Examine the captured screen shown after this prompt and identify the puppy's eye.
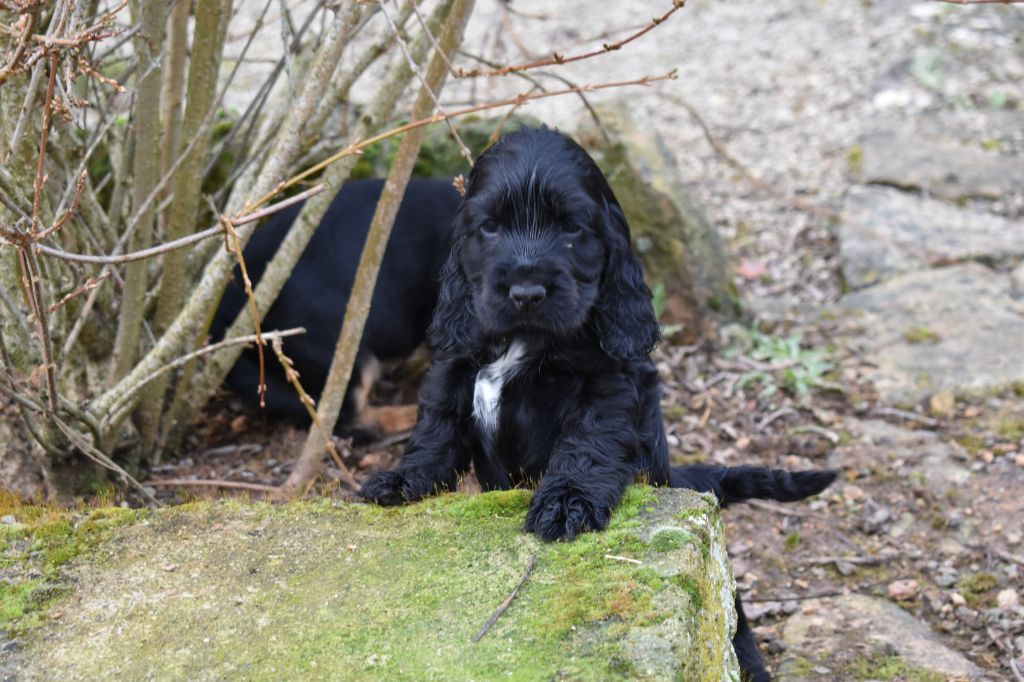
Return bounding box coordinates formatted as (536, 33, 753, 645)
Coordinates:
(563, 223, 583, 238)
(479, 221, 499, 237)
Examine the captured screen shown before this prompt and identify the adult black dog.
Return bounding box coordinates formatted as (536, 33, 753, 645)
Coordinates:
(361, 127, 835, 680)
(211, 178, 461, 440)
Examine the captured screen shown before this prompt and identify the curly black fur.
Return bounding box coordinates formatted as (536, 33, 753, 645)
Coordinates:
(360, 127, 835, 679)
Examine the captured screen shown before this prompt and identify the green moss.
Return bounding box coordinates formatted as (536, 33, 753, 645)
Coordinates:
(442, 488, 533, 519)
(669, 575, 704, 614)
(785, 531, 802, 552)
(0, 499, 142, 634)
(7, 488, 738, 680)
(847, 144, 864, 175)
(648, 528, 694, 553)
(844, 653, 944, 681)
(902, 326, 941, 345)
(957, 572, 998, 605)
(661, 404, 686, 421)
(784, 654, 820, 677)
(996, 416, 1024, 442)
(954, 432, 986, 456)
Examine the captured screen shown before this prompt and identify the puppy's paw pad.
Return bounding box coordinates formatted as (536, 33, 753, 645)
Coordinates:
(525, 488, 611, 541)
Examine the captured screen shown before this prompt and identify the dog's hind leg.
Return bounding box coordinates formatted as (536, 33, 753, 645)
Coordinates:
(733, 595, 771, 681)
(338, 353, 418, 444)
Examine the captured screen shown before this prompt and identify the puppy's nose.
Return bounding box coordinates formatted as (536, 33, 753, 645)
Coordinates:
(508, 283, 546, 308)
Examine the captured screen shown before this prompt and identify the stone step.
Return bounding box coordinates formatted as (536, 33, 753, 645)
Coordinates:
(2, 488, 739, 681)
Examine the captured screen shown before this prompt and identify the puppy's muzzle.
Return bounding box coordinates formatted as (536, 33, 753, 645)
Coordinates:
(508, 283, 547, 309)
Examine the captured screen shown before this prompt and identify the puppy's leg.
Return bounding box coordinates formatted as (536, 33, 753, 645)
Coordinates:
(733, 595, 771, 681)
(360, 356, 473, 505)
(525, 377, 637, 541)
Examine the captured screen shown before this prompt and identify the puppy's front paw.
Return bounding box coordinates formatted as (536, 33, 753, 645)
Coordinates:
(525, 480, 612, 541)
(360, 469, 434, 506)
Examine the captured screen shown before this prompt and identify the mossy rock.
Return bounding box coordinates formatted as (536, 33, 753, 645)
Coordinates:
(2, 487, 739, 681)
(575, 106, 741, 335)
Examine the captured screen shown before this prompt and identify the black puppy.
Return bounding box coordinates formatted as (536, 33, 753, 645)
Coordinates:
(212, 178, 461, 440)
(361, 128, 834, 680)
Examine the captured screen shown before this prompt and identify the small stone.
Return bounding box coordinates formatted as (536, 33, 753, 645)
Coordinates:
(936, 566, 959, 588)
(950, 592, 967, 607)
(929, 390, 956, 419)
(997, 588, 1020, 609)
(843, 485, 865, 503)
(1015, 454, 1024, 467)
(963, 406, 981, 419)
(888, 579, 919, 601)
(981, 450, 994, 463)
(0, 515, 15, 525)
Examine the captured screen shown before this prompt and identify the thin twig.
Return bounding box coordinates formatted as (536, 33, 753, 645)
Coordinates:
(745, 590, 846, 603)
(747, 499, 815, 518)
(604, 554, 642, 564)
(102, 328, 306, 430)
(145, 478, 278, 493)
(270, 337, 358, 490)
(787, 424, 840, 445)
(379, 0, 473, 166)
(46, 271, 111, 313)
(797, 554, 894, 566)
(248, 70, 678, 212)
(661, 91, 839, 220)
(52, 415, 159, 506)
(474, 553, 537, 642)
(872, 406, 941, 428)
(32, 185, 324, 264)
(455, 0, 685, 78)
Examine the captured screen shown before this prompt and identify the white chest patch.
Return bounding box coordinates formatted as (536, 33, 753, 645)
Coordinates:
(472, 339, 528, 437)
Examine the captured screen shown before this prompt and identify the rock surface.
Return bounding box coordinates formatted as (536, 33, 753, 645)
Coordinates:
(839, 185, 1024, 290)
(2, 488, 740, 681)
(781, 594, 983, 680)
(836, 263, 1024, 403)
(859, 127, 1024, 201)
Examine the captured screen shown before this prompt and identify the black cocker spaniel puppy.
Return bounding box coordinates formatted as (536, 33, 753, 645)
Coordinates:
(212, 178, 461, 441)
(361, 127, 834, 681)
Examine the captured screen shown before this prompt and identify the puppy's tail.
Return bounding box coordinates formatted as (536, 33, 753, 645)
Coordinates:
(669, 464, 836, 507)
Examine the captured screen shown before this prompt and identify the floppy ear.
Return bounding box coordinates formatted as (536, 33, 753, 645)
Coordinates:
(427, 213, 480, 356)
(593, 198, 659, 361)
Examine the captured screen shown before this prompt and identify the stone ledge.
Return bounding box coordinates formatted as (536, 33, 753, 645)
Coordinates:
(3, 487, 739, 681)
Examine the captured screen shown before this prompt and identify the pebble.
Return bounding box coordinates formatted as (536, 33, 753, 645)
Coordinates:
(997, 588, 1020, 610)
(936, 566, 959, 588)
(888, 579, 919, 601)
(928, 390, 956, 418)
(0, 515, 15, 525)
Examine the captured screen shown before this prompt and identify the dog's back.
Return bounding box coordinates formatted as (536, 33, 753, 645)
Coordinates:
(212, 178, 462, 428)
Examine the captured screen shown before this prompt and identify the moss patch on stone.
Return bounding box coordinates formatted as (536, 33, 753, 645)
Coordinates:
(1, 493, 142, 634)
(844, 653, 945, 681)
(4, 487, 738, 681)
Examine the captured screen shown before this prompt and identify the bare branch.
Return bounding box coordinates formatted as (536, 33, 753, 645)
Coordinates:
(454, 0, 685, 78)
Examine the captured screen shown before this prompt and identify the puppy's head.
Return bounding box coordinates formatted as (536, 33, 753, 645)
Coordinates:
(429, 127, 658, 360)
